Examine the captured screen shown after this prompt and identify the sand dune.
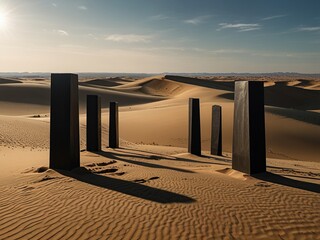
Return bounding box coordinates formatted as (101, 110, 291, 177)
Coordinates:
(0, 74, 319, 239)
(80, 77, 133, 88)
(0, 76, 319, 162)
(0, 81, 163, 115)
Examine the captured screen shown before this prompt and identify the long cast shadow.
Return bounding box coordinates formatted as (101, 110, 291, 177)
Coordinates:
(96, 150, 195, 173)
(57, 168, 196, 204)
(254, 172, 320, 194)
(116, 148, 229, 166)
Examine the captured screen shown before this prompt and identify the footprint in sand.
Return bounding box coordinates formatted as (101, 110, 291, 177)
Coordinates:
(36, 175, 59, 183)
(133, 176, 160, 184)
(149, 176, 160, 180)
(96, 160, 117, 166)
(114, 172, 126, 176)
(254, 181, 272, 187)
(93, 168, 118, 174)
(85, 163, 96, 167)
(85, 161, 119, 174)
(134, 179, 147, 183)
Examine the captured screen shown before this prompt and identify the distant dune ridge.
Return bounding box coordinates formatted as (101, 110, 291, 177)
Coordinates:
(0, 74, 319, 239)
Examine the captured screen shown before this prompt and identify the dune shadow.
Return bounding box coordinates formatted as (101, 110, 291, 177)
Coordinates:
(57, 168, 196, 204)
(165, 75, 234, 91)
(116, 148, 229, 166)
(217, 84, 320, 110)
(80, 78, 124, 88)
(96, 150, 195, 173)
(217, 91, 320, 125)
(265, 106, 320, 126)
(254, 172, 320, 194)
(0, 78, 22, 84)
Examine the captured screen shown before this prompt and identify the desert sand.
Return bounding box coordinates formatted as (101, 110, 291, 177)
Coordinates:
(0, 74, 319, 239)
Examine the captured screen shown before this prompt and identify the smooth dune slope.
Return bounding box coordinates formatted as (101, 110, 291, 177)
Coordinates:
(0, 76, 319, 162)
(0, 75, 319, 239)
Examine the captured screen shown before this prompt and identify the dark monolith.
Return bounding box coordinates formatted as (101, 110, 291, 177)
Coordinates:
(87, 95, 101, 151)
(50, 73, 80, 170)
(211, 105, 222, 156)
(109, 102, 119, 148)
(232, 81, 266, 175)
(188, 98, 201, 155)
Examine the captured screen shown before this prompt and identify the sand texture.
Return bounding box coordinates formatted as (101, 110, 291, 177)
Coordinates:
(0, 75, 319, 239)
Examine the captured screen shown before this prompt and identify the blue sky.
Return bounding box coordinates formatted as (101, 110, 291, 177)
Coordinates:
(0, 0, 319, 73)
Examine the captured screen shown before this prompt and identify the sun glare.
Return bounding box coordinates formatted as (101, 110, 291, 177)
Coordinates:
(0, 9, 8, 30)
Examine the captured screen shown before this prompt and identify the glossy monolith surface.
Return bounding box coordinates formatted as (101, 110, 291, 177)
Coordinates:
(211, 105, 222, 156)
(109, 102, 119, 148)
(50, 73, 80, 170)
(87, 95, 101, 151)
(232, 81, 266, 175)
(188, 98, 201, 155)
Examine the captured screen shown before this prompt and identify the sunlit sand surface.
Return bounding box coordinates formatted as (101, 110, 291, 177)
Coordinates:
(0, 74, 319, 239)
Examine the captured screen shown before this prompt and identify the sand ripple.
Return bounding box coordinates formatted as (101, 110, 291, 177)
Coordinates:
(0, 149, 319, 239)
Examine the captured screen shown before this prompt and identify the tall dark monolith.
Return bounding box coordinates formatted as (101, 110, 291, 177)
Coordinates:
(232, 81, 266, 175)
(188, 98, 201, 156)
(50, 73, 80, 170)
(109, 102, 119, 148)
(211, 105, 222, 156)
(87, 95, 101, 151)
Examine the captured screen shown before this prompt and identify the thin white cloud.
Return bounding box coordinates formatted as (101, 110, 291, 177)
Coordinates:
(210, 49, 246, 54)
(217, 23, 261, 32)
(261, 15, 286, 21)
(105, 34, 153, 43)
(251, 51, 296, 58)
(56, 30, 69, 36)
(134, 47, 185, 52)
(78, 5, 87, 10)
(238, 27, 261, 32)
(52, 3, 57, 7)
(150, 14, 170, 21)
(297, 26, 320, 32)
(88, 33, 99, 40)
(191, 48, 206, 52)
(184, 15, 211, 25)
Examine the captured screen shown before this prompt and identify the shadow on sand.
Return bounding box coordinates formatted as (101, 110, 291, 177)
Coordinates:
(113, 148, 230, 166)
(165, 75, 234, 91)
(265, 106, 320, 126)
(217, 84, 320, 111)
(57, 168, 196, 204)
(96, 150, 196, 173)
(254, 172, 320, 194)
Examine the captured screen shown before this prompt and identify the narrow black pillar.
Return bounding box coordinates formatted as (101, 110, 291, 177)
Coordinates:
(109, 102, 119, 148)
(232, 81, 266, 175)
(87, 95, 101, 151)
(50, 73, 80, 170)
(211, 105, 222, 156)
(188, 98, 201, 155)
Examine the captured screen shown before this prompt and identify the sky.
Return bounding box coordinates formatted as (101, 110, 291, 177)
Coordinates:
(0, 0, 319, 73)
